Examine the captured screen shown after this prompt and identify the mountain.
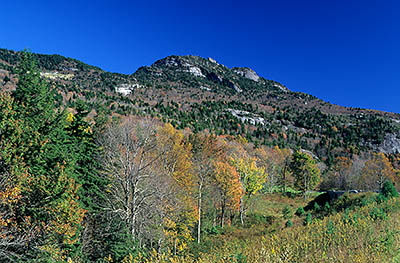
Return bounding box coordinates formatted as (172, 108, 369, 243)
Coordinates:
(1, 48, 400, 164)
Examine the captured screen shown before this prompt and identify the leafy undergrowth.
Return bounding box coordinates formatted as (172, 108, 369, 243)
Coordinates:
(133, 193, 400, 263)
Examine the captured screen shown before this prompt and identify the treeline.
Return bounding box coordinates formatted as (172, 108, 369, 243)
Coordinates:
(0, 53, 399, 262)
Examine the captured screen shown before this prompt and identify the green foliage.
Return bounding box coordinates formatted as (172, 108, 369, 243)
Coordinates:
(313, 202, 321, 212)
(323, 202, 331, 213)
(1, 49, 400, 262)
(290, 151, 321, 198)
(282, 205, 292, 219)
(381, 180, 399, 198)
(295, 207, 305, 217)
(244, 213, 274, 227)
(0, 51, 105, 261)
(304, 213, 312, 226)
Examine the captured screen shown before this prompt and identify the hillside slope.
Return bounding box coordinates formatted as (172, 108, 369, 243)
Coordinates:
(1, 48, 400, 163)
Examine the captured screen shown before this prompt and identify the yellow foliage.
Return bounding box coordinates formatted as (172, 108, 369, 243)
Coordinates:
(137, 197, 400, 263)
(213, 161, 244, 211)
(66, 112, 75, 122)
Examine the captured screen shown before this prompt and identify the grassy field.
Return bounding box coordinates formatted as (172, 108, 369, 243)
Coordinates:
(131, 192, 400, 263)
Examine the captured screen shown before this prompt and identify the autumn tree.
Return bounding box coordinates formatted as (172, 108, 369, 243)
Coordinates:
(290, 151, 321, 198)
(255, 146, 292, 193)
(100, 118, 162, 257)
(360, 152, 397, 191)
(212, 161, 243, 227)
(230, 156, 267, 225)
(100, 119, 197, 258)
(321, 156, 353, 190)
(156, 123, 196, 255)
(190, 132, 226, 243)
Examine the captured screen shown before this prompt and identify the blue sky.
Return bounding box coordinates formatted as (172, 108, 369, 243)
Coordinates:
(1, 0, 399, 113)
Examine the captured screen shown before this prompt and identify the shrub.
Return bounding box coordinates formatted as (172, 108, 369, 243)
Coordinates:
(313, 202, 321, 212)
(207, 226, 222, 235)
(322, 202, 331, 214)
(235, 253, 247, 263)
(245, 213, 274, 227)
(381, 180, 399, 198)
(282, 205, 292, 219)
(295, 207, 305, 217)
(285, 220, 293, 227)
(304, 213, 312, 225)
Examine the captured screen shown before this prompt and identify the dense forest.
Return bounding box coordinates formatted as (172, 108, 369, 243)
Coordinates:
(1, 53, 400, 262)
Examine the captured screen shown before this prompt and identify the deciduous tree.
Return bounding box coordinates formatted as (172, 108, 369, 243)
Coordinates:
(290, 151, 321, 198)
(230, 156, 267, 225)
(361, 152, 397, 191)
(212, 161, 243, 227)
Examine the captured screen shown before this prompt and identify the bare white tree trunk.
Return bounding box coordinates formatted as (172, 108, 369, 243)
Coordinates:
(197, 179, 203, 244)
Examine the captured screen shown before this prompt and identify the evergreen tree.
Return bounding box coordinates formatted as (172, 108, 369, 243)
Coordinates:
(1, 51, 87, 260)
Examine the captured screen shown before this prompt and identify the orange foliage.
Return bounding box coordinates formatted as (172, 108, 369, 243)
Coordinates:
(361, 152, 397, 190)
(212, 161, 244, 211)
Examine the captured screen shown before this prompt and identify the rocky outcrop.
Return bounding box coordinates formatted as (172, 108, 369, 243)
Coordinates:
(227, 109, 265, 125)
(233, 67, 260, 82)
(182, 63, 205, 78)
(115, 83, 141, 96)
(378, 133, 400, 154)
(273, 83, 289, 92)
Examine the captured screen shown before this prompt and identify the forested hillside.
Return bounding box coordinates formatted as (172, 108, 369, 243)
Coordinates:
(1, 48, 400, 162)
(0, 51, 400, 262)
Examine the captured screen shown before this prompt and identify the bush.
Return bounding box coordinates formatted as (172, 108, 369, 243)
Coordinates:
(323, 202, 331, 213)
(295, 207, 305, 217)
(285, 220, 293, 227)
(235, 253, 247, 263)
(369, 207, 387, 221)
(381, 180, 399, 198)
(245, 213, 274, 227)
(284, 191, 297, 199)
(282, 205, 292, 219)
(313, 202, 321, 212)
(207, 226, 222, 235)
(304, 213, 312, 225)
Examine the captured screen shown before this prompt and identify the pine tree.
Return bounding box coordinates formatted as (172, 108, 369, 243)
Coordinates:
(2, 51, 87, 260)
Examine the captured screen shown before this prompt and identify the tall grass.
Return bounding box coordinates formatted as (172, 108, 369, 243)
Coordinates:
(134, 197, 400, 263)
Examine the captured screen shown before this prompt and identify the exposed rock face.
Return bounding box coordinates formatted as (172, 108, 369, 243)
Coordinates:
(162, 56, 180, 67)
(115, 83, 141, 96)
(233, 67, 260, 82)
(378, 133, 400, 154)
(199, 86, 211, 91)
(227, 109, 265, 125)
(273, 83, 289, 92)
(182, 63, 205, 78)
(208, 57, 218, 64)
(232, 83, 242, 93)
(40, 71, 74, 80)
(155, 57, 206, 78)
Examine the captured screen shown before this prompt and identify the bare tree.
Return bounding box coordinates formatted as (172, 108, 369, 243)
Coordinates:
(191, 132, 226, 243)
(100, 118, 165, 245)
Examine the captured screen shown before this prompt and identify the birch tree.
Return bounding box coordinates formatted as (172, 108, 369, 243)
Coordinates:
(190, 132, 225, 243)
(100, 118, 163, 245)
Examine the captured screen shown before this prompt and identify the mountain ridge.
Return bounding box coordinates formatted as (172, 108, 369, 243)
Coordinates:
(1, 48, 399, 161)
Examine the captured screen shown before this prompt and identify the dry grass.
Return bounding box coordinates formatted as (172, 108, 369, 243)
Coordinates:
(132, 196, 400, 263)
